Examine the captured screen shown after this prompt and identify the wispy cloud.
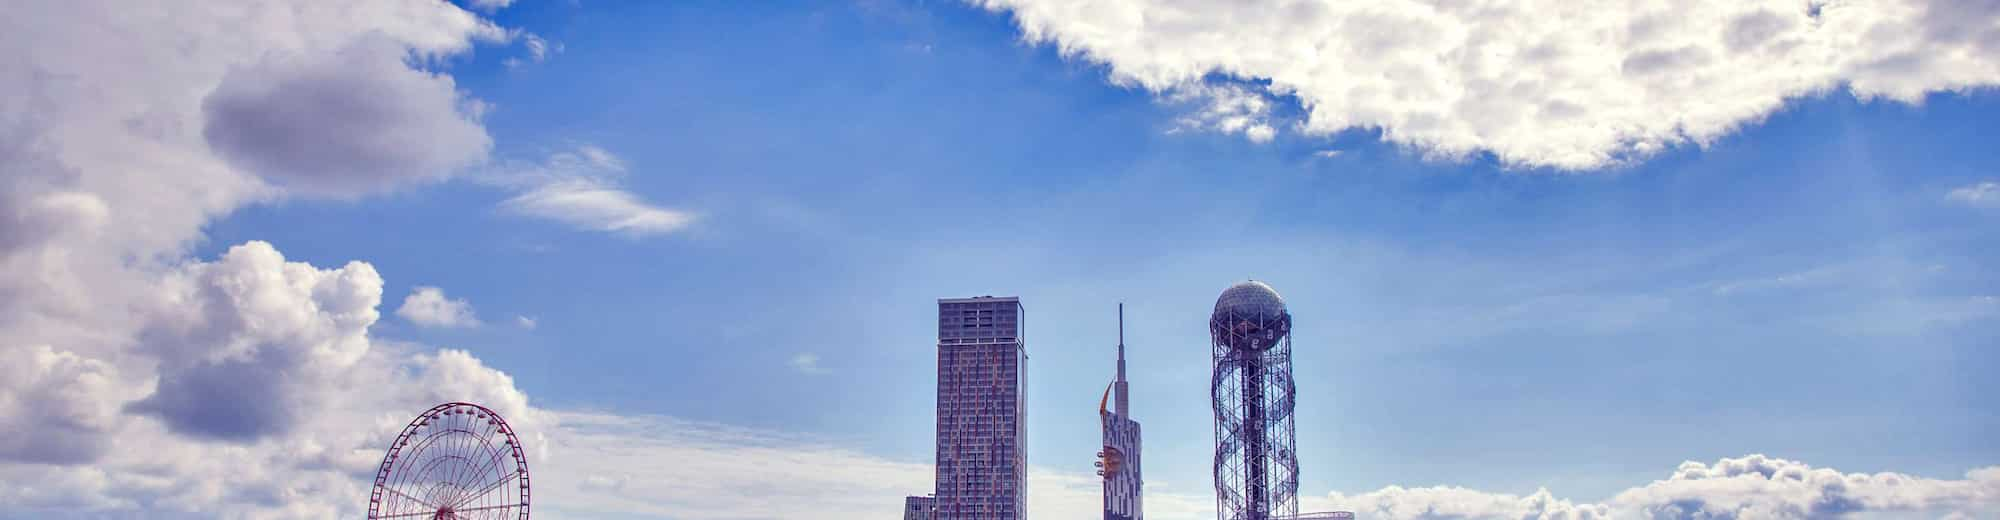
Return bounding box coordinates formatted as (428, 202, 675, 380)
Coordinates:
(789, 353, 829, 374)
(1708, 264, 1846, 295)
(503, 33, 563, 68)
(1165, 83, 1279, 143)
(505, 180, 695, 236)
(515, 315, 538, 330)
(1947, 181, 2000, 208)
(533, 410, 1213, 520)
(490, 145, 695, 237)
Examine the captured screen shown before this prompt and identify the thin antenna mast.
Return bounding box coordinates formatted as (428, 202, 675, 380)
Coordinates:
(1115, 303, 1129, 417)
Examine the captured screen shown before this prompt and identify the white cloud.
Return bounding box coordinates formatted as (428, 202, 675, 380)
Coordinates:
(789, 352, 829, 374)
(0, 345, 131, 464)
(0, 339, 554, 519)
(396, 285, 482, 328)
(506, 181, 697, 236)
(504, 33, 565, 69)
(0, 0, 505, 270)
(1947, 181, 2000, 208)
(468, 0, 515, 12)
(976, 0, 2000, 169)
(128, 241, 383, 440)
(1168, 83, 1280, 143)
(0, 0, 546, 517)
(515, 314, 538, 330)
(201, 34, 492, 197)
(1310, 454, 2000, 519)
(494, 146, 697, 237)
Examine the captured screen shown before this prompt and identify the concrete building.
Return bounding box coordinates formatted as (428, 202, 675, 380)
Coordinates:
(904, 495, 938, 520)
(935, 296, 1027, 520)
(1099, 304, 1144, 520)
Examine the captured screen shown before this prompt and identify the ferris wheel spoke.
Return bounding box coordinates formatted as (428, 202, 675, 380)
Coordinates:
(453, 444, 511, 501)
(447, 442, 501, 501)
(383, 487, 443, 510)
(453, 502, 526, 514)
(368, 504, 524, 520)
(448, 469, 522, 509)
(441, 427, 479, 506)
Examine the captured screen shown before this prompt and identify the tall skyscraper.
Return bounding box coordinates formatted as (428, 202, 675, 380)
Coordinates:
(935, 296, 1027, 520)
(1099, 304, 1144, 520)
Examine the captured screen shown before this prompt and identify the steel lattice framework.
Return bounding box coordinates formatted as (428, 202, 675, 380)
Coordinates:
(1210, 281, 1298, 520)
(368, 402, 531, 520)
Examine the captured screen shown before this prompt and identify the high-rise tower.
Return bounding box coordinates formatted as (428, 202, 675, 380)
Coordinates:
(1210, 281, 1298, 520)
(935, 296, 1027, 520)
(1099, 304, 1144, 520)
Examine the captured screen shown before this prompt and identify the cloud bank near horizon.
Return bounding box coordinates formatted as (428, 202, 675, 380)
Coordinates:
(1305, 454, 2000, 519)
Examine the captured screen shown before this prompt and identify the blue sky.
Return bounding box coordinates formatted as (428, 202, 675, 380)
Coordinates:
(5, 1, 1999, 518)
(213, 0, 1999, 501)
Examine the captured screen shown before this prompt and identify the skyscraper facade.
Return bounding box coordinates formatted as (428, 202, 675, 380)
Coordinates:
(935, 296, 1027, 520)
(904, 495, 938, 520)
(1100, 304, 1144, 520)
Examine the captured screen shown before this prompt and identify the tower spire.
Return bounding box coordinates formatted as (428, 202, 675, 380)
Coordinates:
(1114, 303, 1129, 417)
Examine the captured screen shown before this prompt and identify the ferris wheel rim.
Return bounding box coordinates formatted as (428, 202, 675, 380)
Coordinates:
(366, 401, 532, 520)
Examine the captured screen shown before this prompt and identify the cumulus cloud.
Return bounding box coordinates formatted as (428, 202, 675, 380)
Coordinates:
(1948, 181, 2000, 207)
(202, 35, 493, 197)
(976, 0, 2000, 169)
(0, 0, 548, 517)
(493, 146, 697, 237)
(128, 241, 382, 441)
(516, 314, 538, 330)
(1610, 455, 2000, 518)
(0, 242, 550, 518)
(396, 286, 482, 328)
(1311, 455, 2000, 520)
(0, 345, 130, 464)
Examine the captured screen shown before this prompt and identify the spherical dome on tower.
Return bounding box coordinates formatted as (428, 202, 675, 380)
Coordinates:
(1212, 280, 1287, 321)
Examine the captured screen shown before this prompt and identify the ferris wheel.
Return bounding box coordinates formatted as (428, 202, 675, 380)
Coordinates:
(367, 402, 531, 520)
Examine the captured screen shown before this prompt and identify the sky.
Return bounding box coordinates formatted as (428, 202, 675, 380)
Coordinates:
(1, 0, 1998, 519)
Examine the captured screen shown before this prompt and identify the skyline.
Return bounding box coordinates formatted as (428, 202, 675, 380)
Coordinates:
(2, 0, 1998, 519)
